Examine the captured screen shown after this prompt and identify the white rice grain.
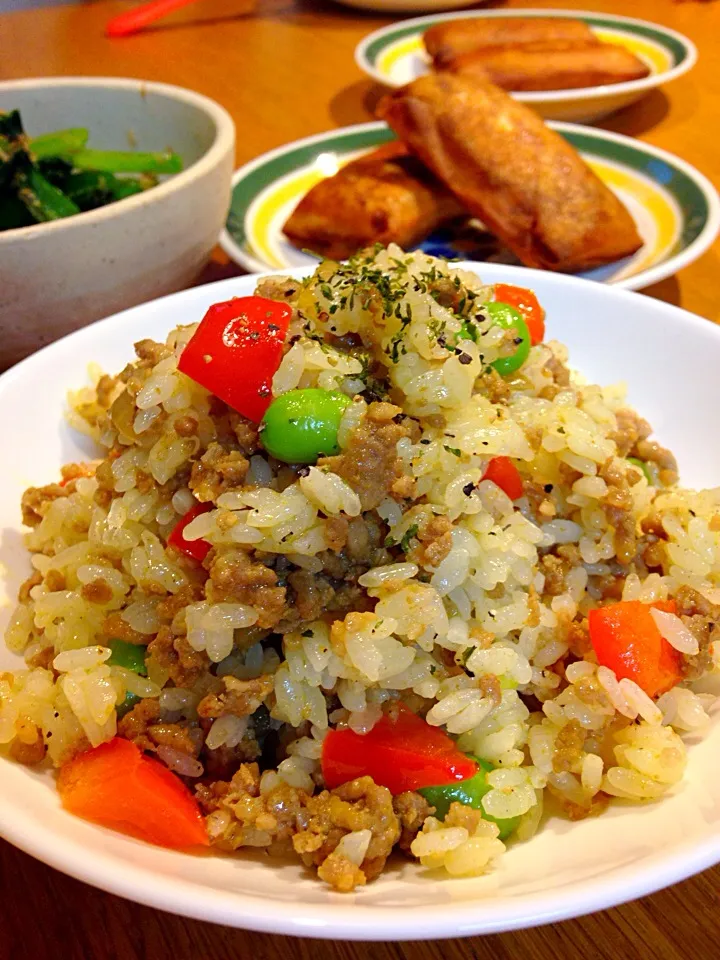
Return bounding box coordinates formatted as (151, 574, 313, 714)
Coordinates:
(412, 826, 468, 858)
(580, 753, 604, 794)
(156, 745, 204, 778)
(205, 715, 249, 750)
(334, 830, 372, 866)
(650, 608, 699, 655)
(565, 661, 595, 683)
(596, 665, 636, 719)
(358, 563, 419, 589)
(618, 678, 662, 725)
(53, 646, 111, 672)
(299, 467, 361, 517)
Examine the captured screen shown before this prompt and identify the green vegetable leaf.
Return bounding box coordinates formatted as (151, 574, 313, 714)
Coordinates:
(16, 165, 80, 222)
(0, 109, 24, 141)
(399, 524, 419, 553)
(627, 457, 652, 483)
(69, 148, 183, 175)
(30, 127, 88, 160)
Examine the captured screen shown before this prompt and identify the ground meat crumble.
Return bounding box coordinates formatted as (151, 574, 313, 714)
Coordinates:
(20, 484, 70, 527)
(197, 765, 405, 891)
(146, 626, 209, 689)
(318, 402, 411, 511)
(206, 548, 286, 629)
(412, 514, 453, 569)
(393, 791, 433, 854)
(189, 442, 249, 502)
(196, 675, 274, 719)
(674, 586, 720, 680)
(599, 459, 637, 565)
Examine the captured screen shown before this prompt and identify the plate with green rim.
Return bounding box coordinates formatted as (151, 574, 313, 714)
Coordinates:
(355, 9, 697, 124)
(219, 121, 719, 292)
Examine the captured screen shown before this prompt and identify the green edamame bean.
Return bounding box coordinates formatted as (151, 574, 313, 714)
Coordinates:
(418, 756, 521, 840)
(107, 640, 147, 676)
(627, 457, 652, 483)
(116, 691, 141, 718)
(482, 301, 531, 377)
(261, 388, 351, 464)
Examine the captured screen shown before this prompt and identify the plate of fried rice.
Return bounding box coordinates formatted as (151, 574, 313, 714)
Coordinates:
(1, 247, 720, 939)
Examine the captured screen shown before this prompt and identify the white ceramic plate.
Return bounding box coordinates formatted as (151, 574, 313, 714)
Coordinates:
(356, 9, 697, 123)
(2, 266, 720, 938)
(220, 121, 720, 291)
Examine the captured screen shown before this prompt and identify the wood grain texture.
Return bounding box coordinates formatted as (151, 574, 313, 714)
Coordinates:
(1, 834, 719, 959)
(1, 0, 720, 955)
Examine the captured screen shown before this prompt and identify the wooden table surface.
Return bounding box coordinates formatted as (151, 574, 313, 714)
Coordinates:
(1, 0, 720, 957)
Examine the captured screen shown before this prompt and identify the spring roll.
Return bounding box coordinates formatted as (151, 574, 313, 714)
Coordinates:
(376, 73, 643, 273)
(283, 141, 463, 260)
(442, 40, 650, 91)
(424, 16, 597, 67)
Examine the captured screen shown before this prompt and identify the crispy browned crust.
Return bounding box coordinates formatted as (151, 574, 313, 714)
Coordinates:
(376, 73, 643, 273)
(424, 16, 596, 66)
(442, 40, 650, 92)
(282, 141, 463, 260)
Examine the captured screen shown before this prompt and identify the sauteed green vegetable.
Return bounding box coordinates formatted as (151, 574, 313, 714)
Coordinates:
(0, 108, 182, 231)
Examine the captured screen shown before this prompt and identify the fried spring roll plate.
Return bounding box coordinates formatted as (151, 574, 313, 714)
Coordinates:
(443, 41, 651, 92)
(283, 141, 463, 261)
(424, 16, 596, 66)
(376, 73, 643, 273)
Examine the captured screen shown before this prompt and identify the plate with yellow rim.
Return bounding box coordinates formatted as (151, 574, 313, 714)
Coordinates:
(219, 121, 719, 292)
(355, 9, 697, 123)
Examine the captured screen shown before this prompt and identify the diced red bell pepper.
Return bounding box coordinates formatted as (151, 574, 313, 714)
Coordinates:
(177, 296, 292, 423)
(494, 284, 546, 346)
(321, 702, 478, 794)
(588, 599, 683, 699)
(482, 456, 523, 500)
(167, 502, 212, 562)
(57, 737, 209, 849)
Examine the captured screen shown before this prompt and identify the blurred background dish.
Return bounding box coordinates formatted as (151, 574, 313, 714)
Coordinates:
(219, 120, 719, 291)
(331, 0, 489, 13)
(0, 77, 235, 371)
(355, 9, 697, 122)
(300, 72, 644, 273)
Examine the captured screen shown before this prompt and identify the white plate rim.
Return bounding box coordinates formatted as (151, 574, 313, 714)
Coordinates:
(218, 120, 720, 293)
(354, 8, 698, 101)
(2, 264, 720, 938)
